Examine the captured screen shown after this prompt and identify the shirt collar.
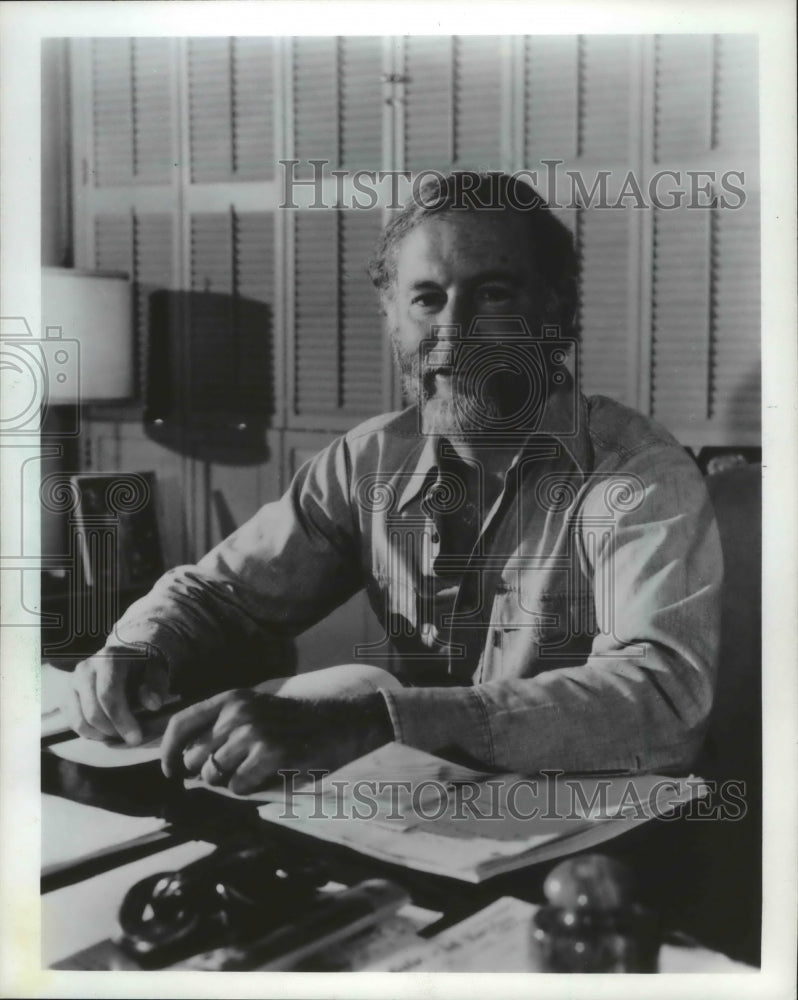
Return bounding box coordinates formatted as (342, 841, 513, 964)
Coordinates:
(395, 386, 592, 513)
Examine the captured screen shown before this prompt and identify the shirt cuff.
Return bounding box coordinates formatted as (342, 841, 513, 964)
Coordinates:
(380, 686, 494, 765)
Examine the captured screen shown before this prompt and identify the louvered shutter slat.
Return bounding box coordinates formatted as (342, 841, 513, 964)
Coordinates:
(340, 37, 382, 170)
(135, 214, 174, 398)
(654, 36, 714, 161)
(294, 37, 339, 174)
(524, 32, 579, 162)
(131, 39, 173, 183)
(294, 212, 338, 413)
(340, 211, 383, 413)
(715, 35, 758, 152)
(581, 36, 633, 160)
(650, 207, 712, 423)
(233, 38, 274, 180)
(578, 208, 632, 403)
(234, 212, 275, 414)
(711, 195, 760, 426)
(405, 36, 453, 171)
(452, 36, 503, 170)
(92, 40, 134, 186)
(189, 215, 235, 408)
(94, 214, 133, 273)
(188, 39, 234, 182)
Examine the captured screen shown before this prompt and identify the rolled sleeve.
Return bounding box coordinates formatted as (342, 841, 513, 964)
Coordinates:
(381, 685, 493, 763)
(107, 435, 363, 690)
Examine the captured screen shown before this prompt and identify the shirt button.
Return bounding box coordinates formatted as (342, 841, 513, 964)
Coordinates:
(420, 623, 440, 643)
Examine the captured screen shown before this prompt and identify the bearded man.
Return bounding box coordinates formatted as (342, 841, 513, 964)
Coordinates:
(60, 172, 722, 794)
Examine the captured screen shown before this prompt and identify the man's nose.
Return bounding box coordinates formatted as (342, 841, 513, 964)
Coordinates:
(435, 295, 472, 337)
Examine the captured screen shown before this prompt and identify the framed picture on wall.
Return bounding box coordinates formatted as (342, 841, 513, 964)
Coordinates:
(69, 471, 164, 591)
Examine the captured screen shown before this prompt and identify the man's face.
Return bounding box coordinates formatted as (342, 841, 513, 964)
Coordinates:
(384, 211, 554, 437)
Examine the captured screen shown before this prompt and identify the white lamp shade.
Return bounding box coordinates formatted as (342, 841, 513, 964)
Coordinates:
(42, 267, 134, 402)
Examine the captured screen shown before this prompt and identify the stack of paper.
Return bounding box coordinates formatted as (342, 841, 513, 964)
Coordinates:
(42, 794, 169, 875)
(258, 743, 709, 883)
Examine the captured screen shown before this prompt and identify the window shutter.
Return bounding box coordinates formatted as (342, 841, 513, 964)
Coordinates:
(578, 207, 634, 404)
(403, 36, 507, 173)
(190, 214, 233, 296)
(187, 212, 274, 418)
(650, 206, 712, 426)
(91, 39, 174, 187)
(340, 37, 383, 171)
(340, 210, 384, 414)
(404, 36, 454, 171)
(131, 39, 174, 183)
(188, 38, 275, 182)
(293, 37, 339, 174)
(232, 38, 275, 179)
(654, 35, 714, 161)
(524, 35, 580, 166)
(188, 39, 234, 182)
(580, 36, 634, 160)
(293, 210, 339, 415)
(452, 36, 504, 170)
(94, 213, 133, 274)
(235, 212, 276, 415)
(715, 35, 758, 152)
(710, 194, 760, 429)
(93, 213, 173, 400)
(293, 209, 383, 420)
(189, 213, 235, 409)
(648, 34, 758, 440)
(134, 214, 174, 398)
(92, 40, 134, 186)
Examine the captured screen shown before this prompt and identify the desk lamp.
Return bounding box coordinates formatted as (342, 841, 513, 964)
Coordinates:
(40, 267, 134, 589)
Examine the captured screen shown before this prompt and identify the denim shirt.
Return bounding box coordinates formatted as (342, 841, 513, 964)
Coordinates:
(112, 390, 722, 775)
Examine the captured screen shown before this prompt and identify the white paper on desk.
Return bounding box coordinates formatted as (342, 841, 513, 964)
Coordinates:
(48, 713, 171, 767)
(41, 794, 168, 873)
(368, 896, 537, 972)
(258, 743, 709, 882)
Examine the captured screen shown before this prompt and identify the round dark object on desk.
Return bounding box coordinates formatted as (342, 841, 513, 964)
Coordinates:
(533, 854, 660, 973)
(116, 843, 329, 968)
(543, 854, 636, 911)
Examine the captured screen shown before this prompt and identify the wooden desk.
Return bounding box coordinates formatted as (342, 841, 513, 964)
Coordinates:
(40, 670, 760, 971)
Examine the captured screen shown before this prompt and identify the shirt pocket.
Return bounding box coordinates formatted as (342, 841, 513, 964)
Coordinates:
(484, 587, 596, 679)
(489, 587, 562, 641)
(530, 589, 596, 645)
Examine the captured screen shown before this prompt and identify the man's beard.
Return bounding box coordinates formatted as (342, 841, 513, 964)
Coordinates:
(391, 336, 550, 439)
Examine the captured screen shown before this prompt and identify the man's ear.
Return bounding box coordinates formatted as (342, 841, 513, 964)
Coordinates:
(379, 290, 397, 321)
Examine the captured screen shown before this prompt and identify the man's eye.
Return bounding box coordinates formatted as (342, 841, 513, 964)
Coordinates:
(411, 292, 444, 310)
(477, 285, 514, 304)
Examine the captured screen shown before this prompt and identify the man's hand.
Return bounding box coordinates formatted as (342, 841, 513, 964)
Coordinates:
(61, 651, 170, 745)
(161, 687, 393, 794)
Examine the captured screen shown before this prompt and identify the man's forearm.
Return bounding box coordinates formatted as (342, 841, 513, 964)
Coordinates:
(381, 645, 715, 776)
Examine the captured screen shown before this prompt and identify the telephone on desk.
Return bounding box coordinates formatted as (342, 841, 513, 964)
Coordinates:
(109, 841, 409, 971)
(116, 842, 328, 968)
